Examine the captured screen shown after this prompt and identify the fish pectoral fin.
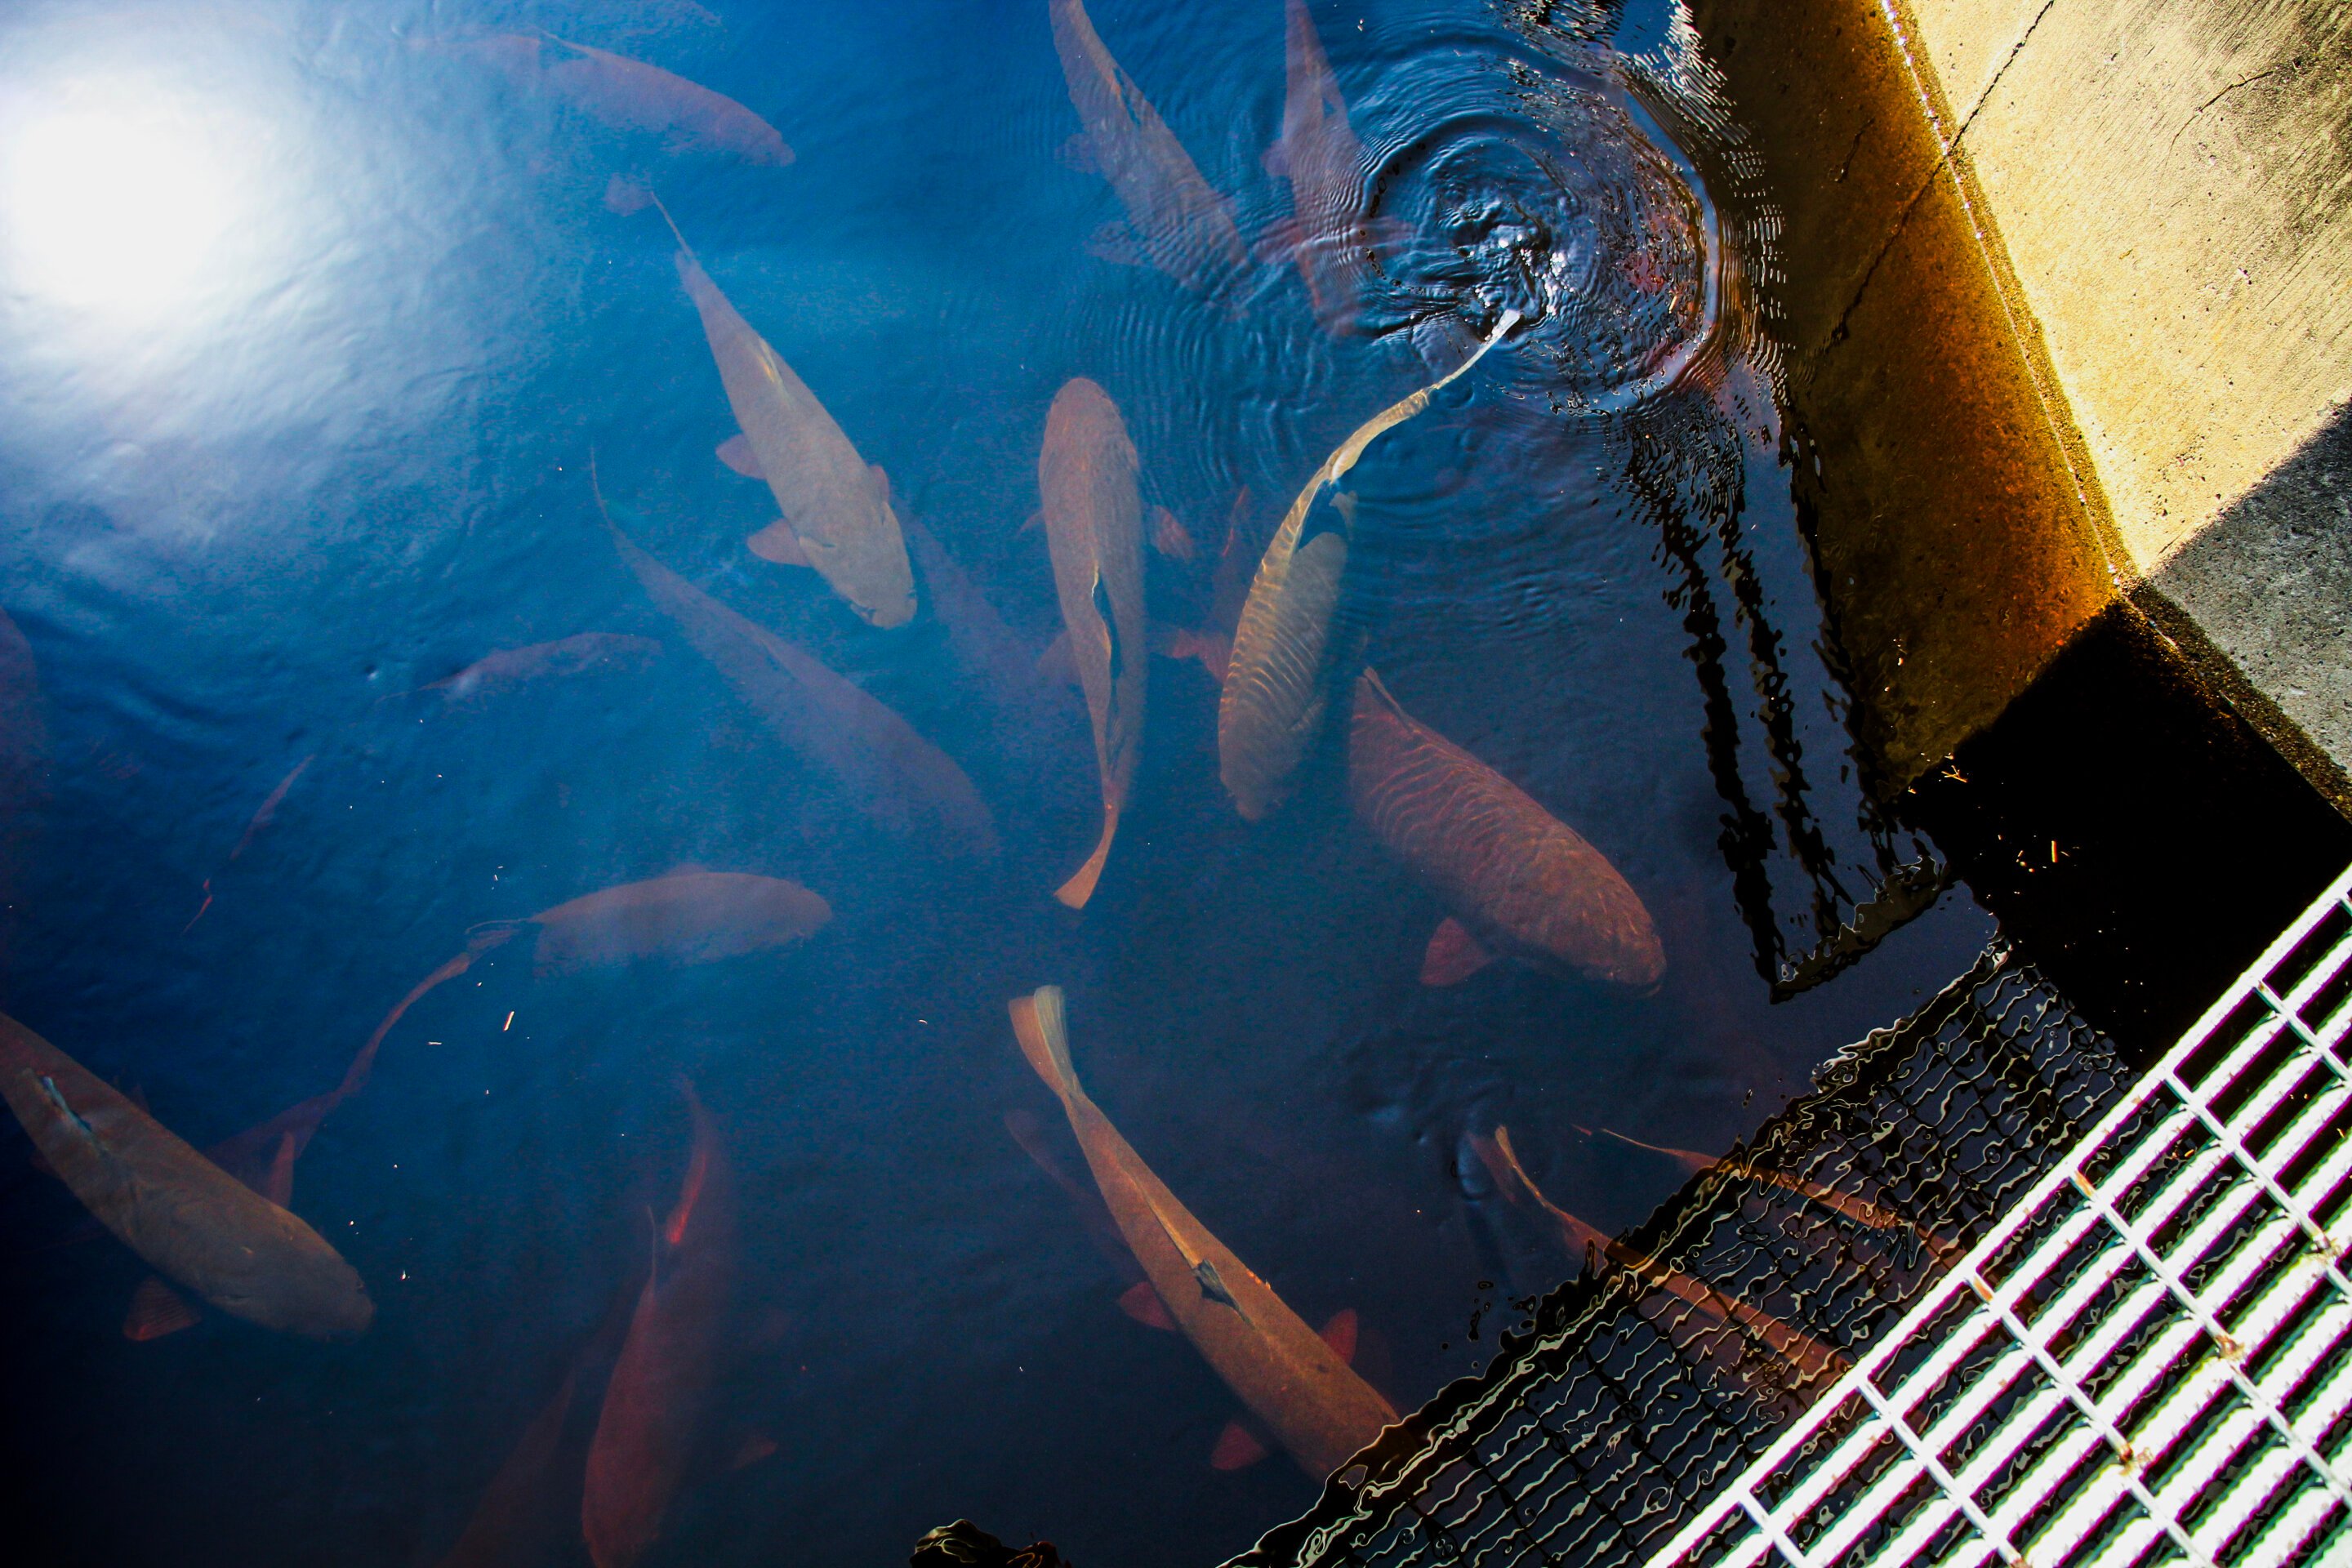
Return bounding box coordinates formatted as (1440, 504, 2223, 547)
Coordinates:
(1085, 220, 1152, 270)
(1420, 918, 1495, 987)
(1209, 1419, 1272, 1471)
(715, 433, 764, 479)
(747, 520, 813, 568)
(123, 1276, 201, 1342)
(1055, 131, 1102, 176)
(1116, 1279, 1178, 1331)
(1318, 1307, 1360, 1364)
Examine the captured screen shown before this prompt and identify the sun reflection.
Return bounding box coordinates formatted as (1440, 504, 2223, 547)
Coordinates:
(1, 87, 272, 320)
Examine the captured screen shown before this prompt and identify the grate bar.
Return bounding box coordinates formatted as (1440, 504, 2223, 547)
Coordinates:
(1643, 863, 2352, 1568)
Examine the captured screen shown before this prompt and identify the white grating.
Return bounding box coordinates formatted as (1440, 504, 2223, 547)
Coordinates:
(1646, 864, 2352, 1568)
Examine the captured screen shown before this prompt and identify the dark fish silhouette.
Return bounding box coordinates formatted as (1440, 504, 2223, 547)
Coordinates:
(1474, 1127, 1844, 1384)
(1219, 312, 1516, 819)
(1263, 0, 1374, 336)
(419, 633, 664, 706)
(597, 484, 996, 856)
(1038, 380, 1148, 907)
(354, 869, 833, 1080)
(0, 1013, 372, 1339)
(657, 209, 913, 626)
(584, 1084, 736, 1568)
(1049, 0, 1245, 302)
(1348, 669, 1663, 988)
(1012, 987, 1395, 1477)
(435, 1370, 579, 1568)
(443, 33, 792, 166)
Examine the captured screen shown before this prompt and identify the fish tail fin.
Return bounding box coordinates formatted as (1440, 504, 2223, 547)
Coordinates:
(1009, 986, 1080, 1102)
(1054, 802, 1119, 909)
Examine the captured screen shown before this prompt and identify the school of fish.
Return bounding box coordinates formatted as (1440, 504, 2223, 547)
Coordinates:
(0, 3, 1876, 1561)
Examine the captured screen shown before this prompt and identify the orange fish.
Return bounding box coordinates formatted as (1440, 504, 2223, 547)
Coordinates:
(584, 1084, 737, 1568)
(1049, 0, 1246, 303)
(1349, 670, 1664, 989)
(1038, 380, 1148, 907)
(1012, 986, 1396, 1478)
(1263, 0, 1374, 336)
(444, 33, 793, 166)
(0, 1013, 372, 1339)
(1218, 311, 1517, 819)
(1473, 1127, 1843, 1385)
(597, 483, 996, 856)
(655, 212, 913, 627)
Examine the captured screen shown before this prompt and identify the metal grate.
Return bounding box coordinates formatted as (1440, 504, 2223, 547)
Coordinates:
(1234, 941, 2136, 1568)
(1648, 863, 2352, 1568)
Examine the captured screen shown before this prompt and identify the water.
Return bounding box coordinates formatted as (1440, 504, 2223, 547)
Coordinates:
(0, 1, 1994, 1564)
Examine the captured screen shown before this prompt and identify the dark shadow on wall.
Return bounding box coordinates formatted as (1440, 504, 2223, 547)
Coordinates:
(1903, 602, 2352, 1065)
(2146, 399, 2352, 819)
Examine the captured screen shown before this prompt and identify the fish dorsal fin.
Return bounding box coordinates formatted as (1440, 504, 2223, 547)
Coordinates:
(39, 1076, 98, 1147)
(1192, 1258, 1241, 1312)
(1091, 569, 1123, 684)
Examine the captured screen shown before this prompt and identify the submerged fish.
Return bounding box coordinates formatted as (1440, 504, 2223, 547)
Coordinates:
(1263, 0, 1374, 336)
(185, 752, 312, 932)
(657, 210, 914, 627)
(1038, 380, 1148, 907)
(1348, 670, 1664, 989)
(420, 632, 664, 707)
(354, 869, 832, 1078)
(1594, 1128, 1957, 1262)
(436, 1370, 579, 1568)
(1048, 0, 1246, 302)
(1474, 1127, 1843, 1385)
(598, 488, 996, 856)
(584, 1084, 736, 1568)
(1010, 986, 1396, 1477)
(443, 33, 793, 166)
(1218, 311, 1517, 820)
(0, 1013, 372, 1339)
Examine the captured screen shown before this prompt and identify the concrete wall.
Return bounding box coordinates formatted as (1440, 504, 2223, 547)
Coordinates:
(1895, 0, 2352, 796)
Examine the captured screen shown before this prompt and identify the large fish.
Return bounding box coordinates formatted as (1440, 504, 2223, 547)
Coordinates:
(1218, 310, 1517, 819)
(0, 1013, 372, 1339)
(1010, 986, 1396, 1477)
(1263, 0, 1373, 336)
(584, 1084, 736, 1568)
(1348, 669, 1664, 989)
(657, 213, 914, 628)
(1038, 380, 1148, 908)
(354, 869, 834, 1081)
(598, 488, 996, 856)
(440, 33, 793, 166)
(1049, 0, 1246, 303)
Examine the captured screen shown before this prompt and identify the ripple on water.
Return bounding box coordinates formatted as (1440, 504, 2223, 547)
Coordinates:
(1352, 24, 1721, 413)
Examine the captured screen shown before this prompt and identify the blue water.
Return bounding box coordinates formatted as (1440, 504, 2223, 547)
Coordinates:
(0, 1, 1993, 1563)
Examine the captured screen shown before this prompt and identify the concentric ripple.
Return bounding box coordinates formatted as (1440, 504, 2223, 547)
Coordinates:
(1352, 29, 1721, 412)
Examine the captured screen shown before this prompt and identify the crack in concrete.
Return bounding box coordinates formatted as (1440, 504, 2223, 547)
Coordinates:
(2166, 63, 2290, 158)
(1812, 0, 2058, 367)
